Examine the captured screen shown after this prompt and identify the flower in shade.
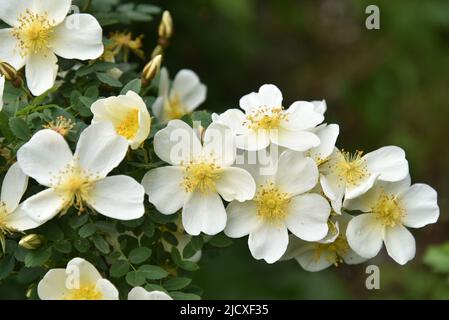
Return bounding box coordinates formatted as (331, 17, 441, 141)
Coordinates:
(224, 150, 331, 263)
(128, 287, 172, 300)
(38, 257, 118, 300)
(212, 84, 324, 151)
(151, 68, 207, 123)
(0, 0, 104, 95)
(17, 122, 145, 222)
(0, 162, 43, 250)
(282, 213, 366, 272)
(320, 146, 409, 213)
(91, 91, 152, 150)
(142, 120, 256, 236)
(344, 175, 439, 265)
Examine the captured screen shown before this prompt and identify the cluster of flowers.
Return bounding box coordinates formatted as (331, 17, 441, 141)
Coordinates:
(0, 0, 440, 299)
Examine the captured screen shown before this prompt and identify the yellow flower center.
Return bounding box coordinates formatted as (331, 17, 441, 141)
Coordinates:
(182, 161, 222, 194)
(0, 202, 15, 235)
(255, 182, 290, 223)
(116, 109, 140, 140)
(12, 10, 54, 57)
(333, 150, 370, 187)
(54, 164, 99, 213)
(66, 284, 102, 300)
(313, 235, 350, 266)
(44, 116, 75, 137)
(244, 106, 287, 131)
(372, 190, 404, 227)
(165, 95, 187, 120)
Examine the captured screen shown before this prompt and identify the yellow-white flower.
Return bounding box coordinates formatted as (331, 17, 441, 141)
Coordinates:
(320, 146, 409, 213)
(306, 123, 339, 166)
(224, 150, 331, 263)
(142, 120, 256, 236)
(38, 257, 118, 300)
(0, 75, 4, 111)
(151, 68, 207, 123)
(128, 287, 172, 300)
(91, 91, 152, 150)
(212, 84, 324, 151)
(282, 213, 366, 272)
(0, 162, 43, 248)
(344, 176, 439, 265)
(0, 0, 104, 96)
(17, 122, 145, 222)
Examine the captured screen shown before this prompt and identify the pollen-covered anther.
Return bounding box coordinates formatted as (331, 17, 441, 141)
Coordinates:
(182, 160, 222, 193)
(255, 182, 290, 223)
(313, 235, 350, 265)
(44, 116, 75, 137)
(372, 190, 405, 227)
(333, 150, 369, 187)
(244, 106, 287, 130)
(165, 94, 187, 120)
(116, 109, 139, 139)
(65, 284, 102, 300)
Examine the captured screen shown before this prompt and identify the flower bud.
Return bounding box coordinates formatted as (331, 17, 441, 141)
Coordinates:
(19, 234, 44, 250)
(142, 54, 162, 84)
(0, 61, 22, 87)
(158, 11, 173, 40)
(151, 44, 164, 59)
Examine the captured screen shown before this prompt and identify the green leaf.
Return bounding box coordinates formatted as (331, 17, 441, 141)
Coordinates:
(69, 214, 89, 229)
(138, 264, 168, 280)
(208, 234, 233, 248)
(40, 223, 64, 241)
(74, 238, 90, 253)
(9, 117, 31, 140)
(163, 277, 192, 291)
(17, 267, 43, 284)
(96, 72, 122, 87)
(171, 248, 199, 272)
(121, 79, 142, 94)
(25, 247, 52, 268)
(110, 260, 130, 278)
(53, 240, 72, 254)
(129, 247, 152, 264)
(0, 112, 14, 141)
(0, 256, 15, 280)
(78, 223, 97, 238)
(126, 271, 146, 286)
(170, 292, 201, 300)
(142, 219, 155, 238)
(92, 235, 110, 254)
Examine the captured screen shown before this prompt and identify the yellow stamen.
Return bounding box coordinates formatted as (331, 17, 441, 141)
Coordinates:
(116, 109, 140, 140)
(44, 116, 75, 137)
(332, 150, 369, 187)
(12, 10, 54, 57)
(182, 161, 222, 194)
(372, 190, 404, 227)
(165, 95, 187, 120)
(244, 106, 287, 131)
(0, 202, 16, 252)
(313, 235, 350, 266)
(65, 284, 102, 300)
(255, 182, 290, 223)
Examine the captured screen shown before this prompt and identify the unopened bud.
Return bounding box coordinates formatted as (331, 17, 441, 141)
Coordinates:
(0, 61, 22, 87)
(142, 54, 162, 84)
(19, 234, 44, 250)
(151, 45, 164, 59)
(158, 11, 173, 40)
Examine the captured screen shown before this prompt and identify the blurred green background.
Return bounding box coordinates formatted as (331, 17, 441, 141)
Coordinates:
(146, 0, 449, 299)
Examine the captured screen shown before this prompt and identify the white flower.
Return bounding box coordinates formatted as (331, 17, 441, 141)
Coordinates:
(0, 0, 104, 96)
(224, 150, 331, 263)
(312, 99, 327, 115)
(320, 146, 409, 213)
(142, 120, 256, 236)
(282, 213, 366, 272)
(344, 176, 439, 265)
(0, 162, 43, 248)
(17, 122, 145, 222)
(152, 68, 207, 123)
(91, 91, 152, 150)
(0, 75, 4, 111)
(212, 84, 324, 151)
(128, 287, 172, 300)
(38, 257, 118, 300)
(306, 123, 339, 166)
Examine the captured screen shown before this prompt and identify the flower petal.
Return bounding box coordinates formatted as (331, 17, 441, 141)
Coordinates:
(171, 69, 203, 102)
(141, 166, 187, 215)
(401, 183, 439, 228)
(25, 51, 58, 96)
(6, 205, 43, 231)
(236, 129, 270, 151)
(309, 124, 339, 161)
(239, 92, 261, 113)
(37, 269, 70, 300)
(33, 0, 72, 25)
(282, 101, 324, 131)
(182, 83, 207, 112)
(295, 245, 335, 272)
(0, 75, 4, 111)
(17, 129, 73, 187)
(320, 173, 345, 213)
(182, 191, 226, 236)
(343, 184, 382, 213)
(75, 122, 128, 178)
(312, 100, 327, 115)
(216, 167, 256, 202)
(365, 146, 409, 182)
(0, 29, 26, 70)
(224, 200, 259, 238)
(87, 175, 145, 221)
(51, 14, 104, 60)
(384, 225, 416, 265)
(153, 119, 202, 165)
(128, 287, 172, 300)
(151, 96, 164, 121)
(21, 188, 65, 222)
(202, 122, 236, 167)
(248, 222, 288, 264)
(346, 213, 384, 259)
(275, 151, 318, 195)
(344, 173, 379, 200)
(66, 257, 102, 285)
(258, 84, 283, 108)
(211, 109, 247, 135)
(270, 128, 320, 152)
(0, 0, 32, 27)
(1, 162, 28, 211)
(286, 193, 330, 241)
(95, 279, 119, 300)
